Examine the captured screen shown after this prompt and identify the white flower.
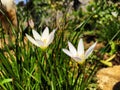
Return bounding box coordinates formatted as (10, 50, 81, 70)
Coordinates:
(111, 11, 118, 18)
(26, 27, 56, 50)
(62, 39, 97, 64)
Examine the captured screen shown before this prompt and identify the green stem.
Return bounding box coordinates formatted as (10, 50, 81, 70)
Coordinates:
(84, 63, 100, 89)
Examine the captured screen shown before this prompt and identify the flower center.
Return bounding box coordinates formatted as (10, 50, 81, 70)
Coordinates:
(78, 53, 85, 60)
(42, 39, 47, 44)
(81, 54, 85, 60)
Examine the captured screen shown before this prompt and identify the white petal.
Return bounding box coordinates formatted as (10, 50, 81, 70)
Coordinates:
(62, 49, 73, 57)
(78, 39, 84, 55)
(42, 27, 49, 39)
(68, 41, 77, 55)
(47, 29, 56, 46)
(26, 34, 40, 47)
(72, 56, 82, 62)
(35, 40, 44, 46)
(32, 29, 41, 40)
(85, 42, 97, 59)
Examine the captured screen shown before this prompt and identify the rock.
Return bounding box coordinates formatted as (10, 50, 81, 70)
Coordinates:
(96, 65, 120, 90)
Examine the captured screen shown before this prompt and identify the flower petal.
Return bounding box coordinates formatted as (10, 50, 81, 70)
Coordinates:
(32, 29, 41, 40)
(73, 57, 85, 64)
(42, 27, 49, 39)
(72, 56, 82, 62)
(26, 34, 40, 47)
(62, 49, 73, 57)
(68, 41, 77, 55)
(78, 39, 84, 55)
(47, 29, 56, 46)
(35, 40, 44, 46)
(85, 42, 97, 59)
